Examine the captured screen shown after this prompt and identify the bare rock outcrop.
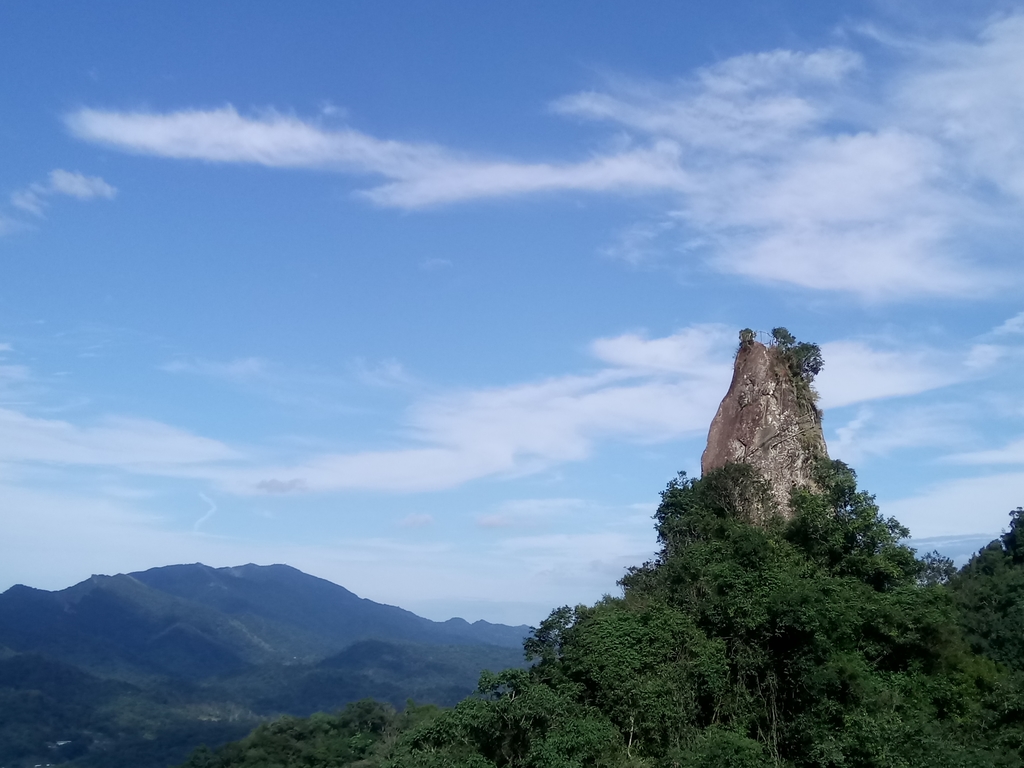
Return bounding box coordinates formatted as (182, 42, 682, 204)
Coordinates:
(701, 336, 828, 520)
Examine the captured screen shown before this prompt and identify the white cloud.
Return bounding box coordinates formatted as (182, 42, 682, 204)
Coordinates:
(46, 169, 117, 200)
(10, 188, 46, 216)
(0, 328, 968, 497)
(557, 44, 1011, 298)
(0, 327, 725, 494)
(197, 327, 734, 494)
(419, 257, 453, 271)
(964, 343, 1008, 370)
(9, 169, 117, 218)
(602, 218, 679, 265)
(193, 492, 217, 531)
(554, 49, 862, 155)
(993, 311, 1024, 335)
(350, 357, 415, 388)
(0, 408, 238, 468)
(883, 471, 1024, 538)
(162, 356, 269, 380)
(703, 132, 983, 298)
(66, 106, 445, 171)
(476, 498, 583, 529)
(66, 105, 685, 209)
(399, 513, 434, 528)
(948, 437, 1024, 466)
(160, 356, 360, 415)
(227, 371, 726, 494)
(829, 404, 969, 463)
(255, 478, 306, 494)
(64, 17, 1024, 300)
(896, 15, 1024, 204)
(0, 214, 20, 236)
(0, 364, 30, 384)
(589, 324, 733, 375)
(0, 326, 1007, 507)
(815, 340, 960, 408)
(362, 144, 685, 208)
(494, 530, 656, 591)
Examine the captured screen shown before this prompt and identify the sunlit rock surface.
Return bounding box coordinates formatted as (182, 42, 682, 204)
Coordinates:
(701, 339, 828, 519)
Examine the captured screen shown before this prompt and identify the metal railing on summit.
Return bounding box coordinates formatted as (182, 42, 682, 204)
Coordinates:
(748, 330, 777, 346)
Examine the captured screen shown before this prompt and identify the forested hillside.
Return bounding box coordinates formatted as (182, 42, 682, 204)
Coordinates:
(183, 461, 1024, 767)
(0, 565, 527, 768)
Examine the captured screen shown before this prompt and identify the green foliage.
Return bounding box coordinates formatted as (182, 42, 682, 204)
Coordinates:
(235, 640, 525, 716)
(951, 508, 1024, 671)
(180, 470, 1024, 768)
(770, 326, 824, 385)
(180, 700, 442, 768)
(0, 640, 521, 768)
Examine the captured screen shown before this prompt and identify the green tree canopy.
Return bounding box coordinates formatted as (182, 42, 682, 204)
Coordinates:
(183, 469, 1024, 768)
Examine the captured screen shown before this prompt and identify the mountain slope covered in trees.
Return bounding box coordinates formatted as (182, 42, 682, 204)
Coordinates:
(0, 564, 527, 768)
(184, 462, 1024, 768)
(0, 563, 526, 682)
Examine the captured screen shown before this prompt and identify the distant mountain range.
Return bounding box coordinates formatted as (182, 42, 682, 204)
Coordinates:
(0, 563, 529, 768)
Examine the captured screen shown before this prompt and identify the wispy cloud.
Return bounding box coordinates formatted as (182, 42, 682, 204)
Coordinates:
(64, 15, 1024, 299)
(10, 169, 116, 218)
(476, 498, 583, 529)
(895, 15, 1024, 204)
(350, 357, 416, 389)
(47, 169, 117, 200)
(419, 257, 453, 271)
(0, 364, 30, 385)
(141, 326, 735, 494)
(2, 327, 987, 496)
(65, 105, 684, 208)
(208, 327, 971, 495)
(553, 49, 862, 153)
(193, 492, 217, 531)
(948, 438, 1024, 466)
(883, 470, 1024, 538)
(829, 404, 970, 463)
(0, 328, 721, 494)
(0, 408, 237, 468)
(589, 324, 733, 375)
(0, 477, 638, 624)
(4, 329, 716, 493)
(0, 215, 20, 236)
(815, 340, 962, 408)
(162, 356, 269, 380)
(602, 218, 679, 265)
(494, 530, 655, 589)
(555, 44, 1006, 299)
(229, 371, 727, 494)
(993, 311, 1024, 336)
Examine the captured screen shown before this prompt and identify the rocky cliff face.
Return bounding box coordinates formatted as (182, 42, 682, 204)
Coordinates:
(701, 339, 828, 520)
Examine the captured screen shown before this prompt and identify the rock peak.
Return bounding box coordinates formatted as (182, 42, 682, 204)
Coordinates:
(701, 331, 828, 520)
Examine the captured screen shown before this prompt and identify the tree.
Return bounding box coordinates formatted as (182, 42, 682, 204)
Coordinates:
(951, 508, 1024, 670)
(180, 475, 1024, 768)
(769, 327, 823, 384)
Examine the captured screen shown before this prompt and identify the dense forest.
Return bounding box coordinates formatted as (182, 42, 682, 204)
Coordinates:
(181, 460, 1024, 767)
(0, 564, 525, 768)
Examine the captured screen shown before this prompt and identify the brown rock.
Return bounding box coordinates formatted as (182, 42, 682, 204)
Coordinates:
(700, 338, 828, 520)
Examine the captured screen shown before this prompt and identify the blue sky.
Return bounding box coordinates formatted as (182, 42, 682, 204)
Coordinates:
(2, 1, 1024, 625)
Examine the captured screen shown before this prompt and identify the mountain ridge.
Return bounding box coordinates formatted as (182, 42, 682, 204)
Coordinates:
(0, 562, 528, 683)
(0, 562, 529, 768)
